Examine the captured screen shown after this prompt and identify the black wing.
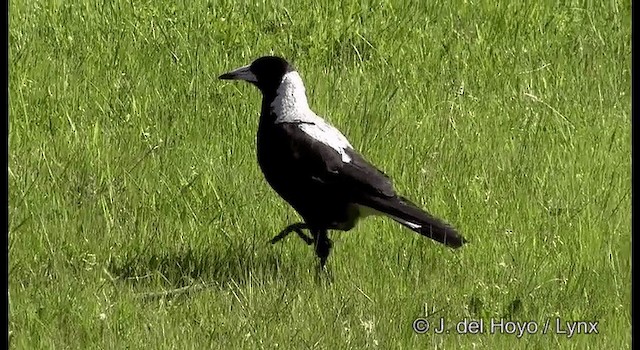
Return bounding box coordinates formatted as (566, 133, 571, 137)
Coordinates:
(281, 122, 396, 200)
(279, 122, 466, 248)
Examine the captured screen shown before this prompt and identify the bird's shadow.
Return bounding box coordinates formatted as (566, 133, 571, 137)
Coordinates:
(105, 239, 308, 300)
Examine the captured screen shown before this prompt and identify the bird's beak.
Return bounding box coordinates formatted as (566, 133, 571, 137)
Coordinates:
(218, 64, 257, 83)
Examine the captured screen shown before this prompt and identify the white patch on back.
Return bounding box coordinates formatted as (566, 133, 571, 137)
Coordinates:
(298, 122, 353, 163)
(271, 71, 353, 163)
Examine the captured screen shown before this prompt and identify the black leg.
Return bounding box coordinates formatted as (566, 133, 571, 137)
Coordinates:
(312, 229, 332, 269)
(269, 222, 314, 245)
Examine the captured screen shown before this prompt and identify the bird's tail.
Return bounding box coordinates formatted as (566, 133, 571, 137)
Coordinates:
(360, 196, 467, 248)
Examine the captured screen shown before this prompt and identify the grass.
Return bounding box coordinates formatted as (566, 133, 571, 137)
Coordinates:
(9, 0, 630, 348)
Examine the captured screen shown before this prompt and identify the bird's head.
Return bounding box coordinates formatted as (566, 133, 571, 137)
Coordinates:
(219, 56, 295, 95)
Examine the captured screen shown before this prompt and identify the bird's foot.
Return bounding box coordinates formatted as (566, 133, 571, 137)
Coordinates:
(314, 263, 334, 284)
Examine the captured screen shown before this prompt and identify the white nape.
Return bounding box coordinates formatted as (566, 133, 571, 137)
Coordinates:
(271, 71, 354, 163)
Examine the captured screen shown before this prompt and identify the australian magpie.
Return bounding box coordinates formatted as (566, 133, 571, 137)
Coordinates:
(219, 56, 467, 268)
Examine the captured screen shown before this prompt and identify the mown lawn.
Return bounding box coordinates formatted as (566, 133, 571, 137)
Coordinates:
(9, 0, 630, 348)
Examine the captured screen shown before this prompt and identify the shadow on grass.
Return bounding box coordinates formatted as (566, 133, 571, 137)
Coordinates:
(105, 242, 305, 299)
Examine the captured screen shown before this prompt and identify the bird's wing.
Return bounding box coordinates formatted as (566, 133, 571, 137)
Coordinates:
(278, 122, 466, 248)
(280, 122, 396, 199)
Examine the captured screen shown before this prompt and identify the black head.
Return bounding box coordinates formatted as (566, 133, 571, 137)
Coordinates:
(219, 56, 295, 94)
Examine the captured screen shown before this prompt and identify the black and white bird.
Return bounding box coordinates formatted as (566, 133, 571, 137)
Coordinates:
(219, 56, 467, 268)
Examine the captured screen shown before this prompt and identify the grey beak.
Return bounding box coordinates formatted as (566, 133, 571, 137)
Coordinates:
(218, 64, 258, 83)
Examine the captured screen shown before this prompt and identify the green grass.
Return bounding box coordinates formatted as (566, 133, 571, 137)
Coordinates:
(9, 0, 630, 348)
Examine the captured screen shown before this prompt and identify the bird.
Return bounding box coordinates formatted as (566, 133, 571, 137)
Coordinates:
(219, 56, 467, 268)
